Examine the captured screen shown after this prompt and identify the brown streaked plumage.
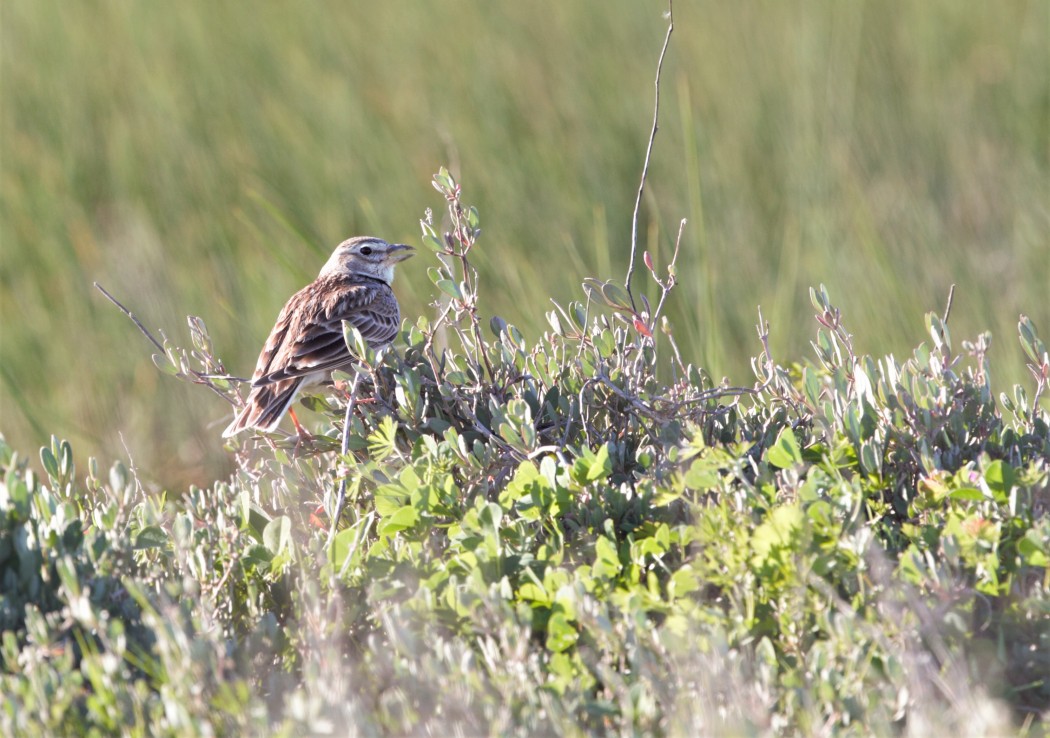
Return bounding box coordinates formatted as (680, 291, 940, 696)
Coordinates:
(223, 236, 414, 437)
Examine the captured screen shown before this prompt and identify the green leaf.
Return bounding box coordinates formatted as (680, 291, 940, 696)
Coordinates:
(859, 440, 881, 476)
(436, 279, 462, 300)
(40, 447, 58, 480)
(55, 556, 80, 597)
(433, 167, 454, 192)
(330, 525, 364, 571)
(375, 480, 411, 516)
(508, 324, 525, 347)
(59, 440, 74, 478)
(670, 567, 699, 599)
(948, 487, 985, 501)
(367, 417, 399, 461)
(1018, 530, 1048, 567)
(151, 353, 179, 375)
(240, 492, 271, 538)
(587, 444, 612, 481)
(263, 516, 293, 556)
(802, 367, 822, 406)
(547, 311, 563, 336)
(805, 500, 834, 529)
(581, 277, 603, 305)
(809, 285, 825, 312)
(926, 312, 951, 353)
(683, 458, 720, 490)
(592, 536, 621, 579)
(241, 545, 274, 573)
(600, 281, 632, 310)
(655, 522, 670, 550)
(752, 505, 803, 562)
(1018, 315, 1046, 364)
(766, 427, 802, 469)
(650, 485, 684, 507)
(5, 474, 30, 519)
(756, 636, 778, 667)
(572, 302, 587, 330)
(489, 315, 507, 337)
(109, 461, 130, 492)
(379, 505, 419, 534)
(341, 321, 369, 360)
(546, 612, 578, 653)
(517, 581, 549, 604)
(983, 460, 1015, 500)
(134, 526, 168, 550)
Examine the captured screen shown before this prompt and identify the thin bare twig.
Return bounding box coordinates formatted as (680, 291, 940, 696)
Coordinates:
(94, 282, 166, 354)
(625, 1, 674, 310)
(664, 327, 687, 377)
(651, 217, 686, 323)
(326, 371, 361, 550)
(942, 283, 956, 325)
(96, 281, 244, 408)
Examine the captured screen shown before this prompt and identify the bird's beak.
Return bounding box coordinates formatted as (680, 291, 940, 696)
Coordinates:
(387, 244, 416, 263)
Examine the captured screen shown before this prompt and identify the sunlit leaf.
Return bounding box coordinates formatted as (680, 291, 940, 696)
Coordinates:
(766, 427, 802, 469)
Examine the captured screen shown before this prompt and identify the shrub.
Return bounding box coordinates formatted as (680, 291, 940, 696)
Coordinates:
(2, 169, 1048, 735)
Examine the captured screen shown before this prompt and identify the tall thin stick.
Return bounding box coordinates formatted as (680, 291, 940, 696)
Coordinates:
(625, 1, 675, 310)
(94, 282, 166, 354)
(942, 283, 956, 325)
(326, 371, 361, 550)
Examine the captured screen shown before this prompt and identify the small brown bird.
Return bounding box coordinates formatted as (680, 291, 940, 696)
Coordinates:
(223, 236, 414, 437)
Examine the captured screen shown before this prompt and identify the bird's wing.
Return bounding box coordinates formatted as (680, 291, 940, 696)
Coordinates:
(251, 276, 400, 387)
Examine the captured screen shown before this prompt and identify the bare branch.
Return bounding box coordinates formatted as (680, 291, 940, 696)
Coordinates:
(326, 371, 362, 550)
(95, 281, 246, 412)
(626, 1, 674, 310)
(652, 217, 686, 323)
(94, 282, 166, 354)
(942, 283, 956, 325)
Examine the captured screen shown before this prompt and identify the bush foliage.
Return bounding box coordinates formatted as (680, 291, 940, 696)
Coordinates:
(2, 171, 1048, 736)
(5, 2, 1047, 491)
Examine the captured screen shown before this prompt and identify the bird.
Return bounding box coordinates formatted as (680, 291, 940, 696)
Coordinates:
(223, 236, 415, 438)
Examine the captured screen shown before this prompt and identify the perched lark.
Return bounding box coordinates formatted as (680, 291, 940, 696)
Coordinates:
(223, 236, 414, 438)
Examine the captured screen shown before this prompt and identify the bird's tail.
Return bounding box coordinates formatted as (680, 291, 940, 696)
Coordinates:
(222, 379, 301, 437)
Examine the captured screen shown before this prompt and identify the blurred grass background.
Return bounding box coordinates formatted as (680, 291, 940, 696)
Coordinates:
(2, 1, 1047, 489)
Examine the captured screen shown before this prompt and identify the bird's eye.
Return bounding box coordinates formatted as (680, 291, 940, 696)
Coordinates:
(359, 246, 373, 256)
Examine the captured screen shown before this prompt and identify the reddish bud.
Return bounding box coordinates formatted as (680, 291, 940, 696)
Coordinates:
(643, 251, 654, 272)
(633, 317, 653, 338)
(309, 504, 326, 529)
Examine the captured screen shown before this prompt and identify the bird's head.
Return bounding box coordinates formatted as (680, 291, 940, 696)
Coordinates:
(320, 236, 415, 284)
